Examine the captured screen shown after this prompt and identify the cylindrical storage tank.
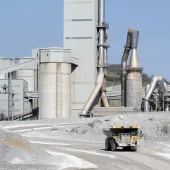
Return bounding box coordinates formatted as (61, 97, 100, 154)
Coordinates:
(126, 73, 142, 110)
(15, 57, 36, 92)
(0, 57, 10, 79)
(39, 63, 71, 119)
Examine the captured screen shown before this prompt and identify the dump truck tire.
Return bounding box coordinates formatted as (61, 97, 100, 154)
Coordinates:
(131, 141, 137, 151)
(105, 138, 111, 151)
(110, 139, 117, 151)
(131, 145, 137, 151)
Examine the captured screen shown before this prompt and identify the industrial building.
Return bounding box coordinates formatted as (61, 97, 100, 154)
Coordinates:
(64, 0, 106, 115)
(0, 79, 29, 118)
(0, 0, 169, 121)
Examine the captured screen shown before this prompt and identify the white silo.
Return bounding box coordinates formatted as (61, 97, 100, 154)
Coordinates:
(0, 57, 10, 79)
(39, 48, 72, 119)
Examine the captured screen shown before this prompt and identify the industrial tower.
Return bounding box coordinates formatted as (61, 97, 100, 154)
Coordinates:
(64, 0, 99, 114)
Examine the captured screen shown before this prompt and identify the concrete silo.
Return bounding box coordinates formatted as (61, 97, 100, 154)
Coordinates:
(39, 48, 78, 119)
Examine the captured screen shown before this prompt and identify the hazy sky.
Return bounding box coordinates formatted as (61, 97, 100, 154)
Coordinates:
(0, 0, 170, 80)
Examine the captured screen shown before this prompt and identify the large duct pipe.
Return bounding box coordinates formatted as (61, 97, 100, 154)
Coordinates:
(144, 76, 164, 112)
(80, 0, 106, 116)
(145, 84, 150, 96)
(121, 29, 136, 107)
(81, 72, 104, 115)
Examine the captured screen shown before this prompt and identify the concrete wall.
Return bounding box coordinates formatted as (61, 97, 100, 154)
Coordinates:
(64, 0, 99, 110)
(0, 80, 29, 117)
(108, 99, 121, 107)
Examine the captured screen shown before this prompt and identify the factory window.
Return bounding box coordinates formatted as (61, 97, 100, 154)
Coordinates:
(65, 37, 93, 39)
(65, 19, 92, 22)
(71, 19, 92, 22)
(66, 1, 92, 4)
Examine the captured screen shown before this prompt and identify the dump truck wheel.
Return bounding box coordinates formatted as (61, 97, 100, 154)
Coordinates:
(105, 138, 111, 151)
(131, 145, 137, 151)
(110, 139, 117, 151)
(131, 142, 137, 151)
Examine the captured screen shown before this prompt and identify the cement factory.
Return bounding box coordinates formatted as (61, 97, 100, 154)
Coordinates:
(0, 0, 169, 121)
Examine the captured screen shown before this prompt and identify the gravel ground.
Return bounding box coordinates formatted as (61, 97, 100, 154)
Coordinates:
(22, 112, 170, 153)
(0, 128, 97, 170)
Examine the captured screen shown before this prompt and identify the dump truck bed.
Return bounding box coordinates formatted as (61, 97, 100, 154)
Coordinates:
(103, 126, 139, 138)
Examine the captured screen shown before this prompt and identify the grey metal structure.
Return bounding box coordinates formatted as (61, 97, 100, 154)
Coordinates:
(126, 31, 142, 110)
(38, 48, 78, 119)
(0, 79, 29, 118)
(98, 0, 109, 108)
(143, 76, 167, 112)
(0, 57, 14, 120)
(8, 73, 13, 120)
(64, 0, 103, 114)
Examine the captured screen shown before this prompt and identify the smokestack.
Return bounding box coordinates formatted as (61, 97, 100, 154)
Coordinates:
(126, 30, 143, 110)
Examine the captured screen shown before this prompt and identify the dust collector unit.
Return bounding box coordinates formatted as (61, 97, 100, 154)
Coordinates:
(126, 31, 142, 110)
(121, 29, 136, 107)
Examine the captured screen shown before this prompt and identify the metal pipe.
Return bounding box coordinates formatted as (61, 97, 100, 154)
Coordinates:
(145, 84, 150, 96)
(121, 29, 136, 107)
(98, 0, 105, 72)
(81, 71, 104, 115)
(80, 0, 106, 115)
(101, 73, 109, 107)
(144, 76, 163, 112)
(101, 22, 109, 107)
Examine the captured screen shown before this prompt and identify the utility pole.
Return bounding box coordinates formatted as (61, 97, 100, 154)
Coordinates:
(8, 72, 13, 121)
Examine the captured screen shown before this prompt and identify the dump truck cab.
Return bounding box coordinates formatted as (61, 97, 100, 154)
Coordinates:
(103, 126, 142, 151)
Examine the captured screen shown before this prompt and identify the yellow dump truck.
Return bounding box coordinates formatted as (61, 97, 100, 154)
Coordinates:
(103, 126, 142, 151)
